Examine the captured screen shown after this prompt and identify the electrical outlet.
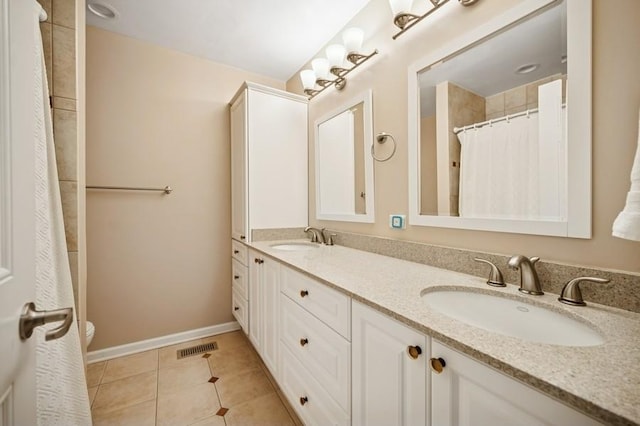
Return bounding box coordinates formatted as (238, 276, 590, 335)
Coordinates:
(389, 214, 406, 229)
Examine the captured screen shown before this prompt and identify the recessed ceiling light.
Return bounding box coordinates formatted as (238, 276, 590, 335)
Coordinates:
(87, 2, 117, 19)
(515, 63, 540, 75)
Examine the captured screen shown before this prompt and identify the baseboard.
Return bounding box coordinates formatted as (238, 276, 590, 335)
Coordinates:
(87, 321, 241, 364)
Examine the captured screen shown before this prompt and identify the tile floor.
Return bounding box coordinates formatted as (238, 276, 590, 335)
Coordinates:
(86, 331, 301, 426)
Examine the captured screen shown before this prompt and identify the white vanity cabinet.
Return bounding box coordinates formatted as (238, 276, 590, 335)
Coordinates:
(229, 82, 308, 243)
(430, 341, 602, 426)
(278, 265, 352, 426)
(248, 249, 280, 378)
(231, 241, 249, 334)
(352, 301, 428, 426)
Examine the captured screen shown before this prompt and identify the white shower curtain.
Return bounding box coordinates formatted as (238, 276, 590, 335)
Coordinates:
(33, 3, 92, 424)
(458, 108, 566, 221)
(459, 114, 540, 219)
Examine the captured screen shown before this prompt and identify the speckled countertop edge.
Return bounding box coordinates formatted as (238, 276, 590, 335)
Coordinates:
(246, 240, 640, 426)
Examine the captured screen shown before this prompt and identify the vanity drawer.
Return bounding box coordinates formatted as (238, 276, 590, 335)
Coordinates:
(231, 239, 248, 265)
(281, 267, 351, 339)
(231, 259, 248, 300)
(232, 288, 248, 334)
(280, 294, 350, 412)
(279, 344, 350, 426)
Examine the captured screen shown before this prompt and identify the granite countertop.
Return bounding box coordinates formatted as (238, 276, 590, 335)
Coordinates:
(247, 240, 640, 426)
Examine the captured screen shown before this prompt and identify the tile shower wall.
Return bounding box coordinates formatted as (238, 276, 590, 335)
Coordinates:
(38, 0, 80, 306)
(485, 74, 567, 120)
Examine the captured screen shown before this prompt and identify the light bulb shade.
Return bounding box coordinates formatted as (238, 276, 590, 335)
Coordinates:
(389, 0, 414, 16)
(342, 27, 364, 53)
(311, 58, 330, 80)
(300, 69, 316, 90)
(326, 44, 347, 68)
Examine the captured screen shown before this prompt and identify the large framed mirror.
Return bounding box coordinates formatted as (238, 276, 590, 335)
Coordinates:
(408, 0, 591, 237)
(315, 90, 375, 222)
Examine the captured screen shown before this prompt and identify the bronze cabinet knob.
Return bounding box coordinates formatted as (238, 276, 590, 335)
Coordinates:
(300, 338, 309, 347)
(430, 357, 446, 374)
(300, 290, 309, 298)
(240, 235, 246, 240)
(407, 345, 422, 359)
(299, 396, 308, 406)
(254, 258, 264, 264)
(233, 275, 240, 279)
(233, 250, 239, 254)
(234, 306, 240, 311)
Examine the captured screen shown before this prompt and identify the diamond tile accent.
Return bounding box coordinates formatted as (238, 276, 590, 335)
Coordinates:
(215, 408, 228, 417)
(208, 376, 219, 384)
(202, 353, 211, 359)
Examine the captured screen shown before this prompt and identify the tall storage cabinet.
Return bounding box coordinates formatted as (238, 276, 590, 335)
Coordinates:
(230, 82, 308, 243)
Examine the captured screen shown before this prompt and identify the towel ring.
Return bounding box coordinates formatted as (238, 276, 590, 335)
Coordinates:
(372, 132, 397, 162)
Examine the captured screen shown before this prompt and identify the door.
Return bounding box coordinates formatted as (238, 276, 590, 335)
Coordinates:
(0, 0, 40, 424)
(248, 250, 262, 350)
(260, 257, 280, 378)
(230, 93, 247, 242)
(352, 301, 428, 426)
(431, 341, 602, 426)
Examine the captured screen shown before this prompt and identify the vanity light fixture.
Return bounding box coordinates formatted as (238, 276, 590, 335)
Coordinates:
(390, 0, 480, 40)
(299, 27, 378, 100)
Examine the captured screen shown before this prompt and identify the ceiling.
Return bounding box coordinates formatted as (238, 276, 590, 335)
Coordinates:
(86, 0, 372, 81)
(419, 0, 567, 116)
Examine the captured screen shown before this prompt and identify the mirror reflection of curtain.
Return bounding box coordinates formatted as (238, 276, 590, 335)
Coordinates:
(318, 110, 355, 214)
(459, 115, 540, 219)
(458, 113, 566, 220)
(458, 81, 566, 220)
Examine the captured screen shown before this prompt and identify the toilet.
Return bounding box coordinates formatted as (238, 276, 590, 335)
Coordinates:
(86, 321, 95, 346)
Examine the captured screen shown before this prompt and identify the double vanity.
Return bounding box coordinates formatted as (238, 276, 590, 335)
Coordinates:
(227, 1, 639, 424)
(231, 237, 639, 426)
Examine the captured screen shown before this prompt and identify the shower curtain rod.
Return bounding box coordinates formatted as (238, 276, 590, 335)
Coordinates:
(86, 185, 173, 194)
(453, 104, 566, 135)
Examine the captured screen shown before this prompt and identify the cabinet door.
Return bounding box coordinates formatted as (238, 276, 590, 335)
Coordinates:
(352, 301, 428, 426)
(248, 250, 261, 351)
(261, 257, 280, 378)
(230, 93, 247, 242)
(247, 89, 307, 230)
(431, 341, 602, 426)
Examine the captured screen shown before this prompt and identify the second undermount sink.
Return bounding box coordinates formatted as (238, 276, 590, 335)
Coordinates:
(422, 288, 604, 347)
(270, 242, 319, 251)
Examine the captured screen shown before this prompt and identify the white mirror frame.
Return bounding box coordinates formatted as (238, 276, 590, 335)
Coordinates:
(407, 0, 591, 238)
(315, 90, 375, 223)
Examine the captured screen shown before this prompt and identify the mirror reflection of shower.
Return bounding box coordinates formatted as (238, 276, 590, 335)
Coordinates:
(418, 0, 567, 220)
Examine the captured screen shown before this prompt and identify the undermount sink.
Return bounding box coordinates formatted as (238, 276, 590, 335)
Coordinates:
(421, 288, 604, 347)
(270, 242, 319, 251)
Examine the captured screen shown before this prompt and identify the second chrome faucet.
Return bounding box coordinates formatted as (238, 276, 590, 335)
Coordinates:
(304, 227, 336, 246)
(507, 255, 543, 295)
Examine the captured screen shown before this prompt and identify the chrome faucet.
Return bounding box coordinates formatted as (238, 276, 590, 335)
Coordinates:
(304, 226, 325, 244)
(507, 255, 543, 295)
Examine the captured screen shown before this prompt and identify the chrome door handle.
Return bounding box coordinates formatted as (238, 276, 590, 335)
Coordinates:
(19, 302, 74, 341)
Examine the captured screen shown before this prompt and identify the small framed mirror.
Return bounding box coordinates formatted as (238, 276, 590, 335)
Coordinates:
(407, 0, 591, 237)
(315, 90, 375, 222)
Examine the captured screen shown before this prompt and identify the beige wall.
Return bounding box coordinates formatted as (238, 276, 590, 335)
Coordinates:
(290, 0, 640, 273)
(86, 27, 284, 350)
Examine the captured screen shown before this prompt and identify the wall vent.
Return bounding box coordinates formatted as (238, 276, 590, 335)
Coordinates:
(177, 342, 218, 359)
